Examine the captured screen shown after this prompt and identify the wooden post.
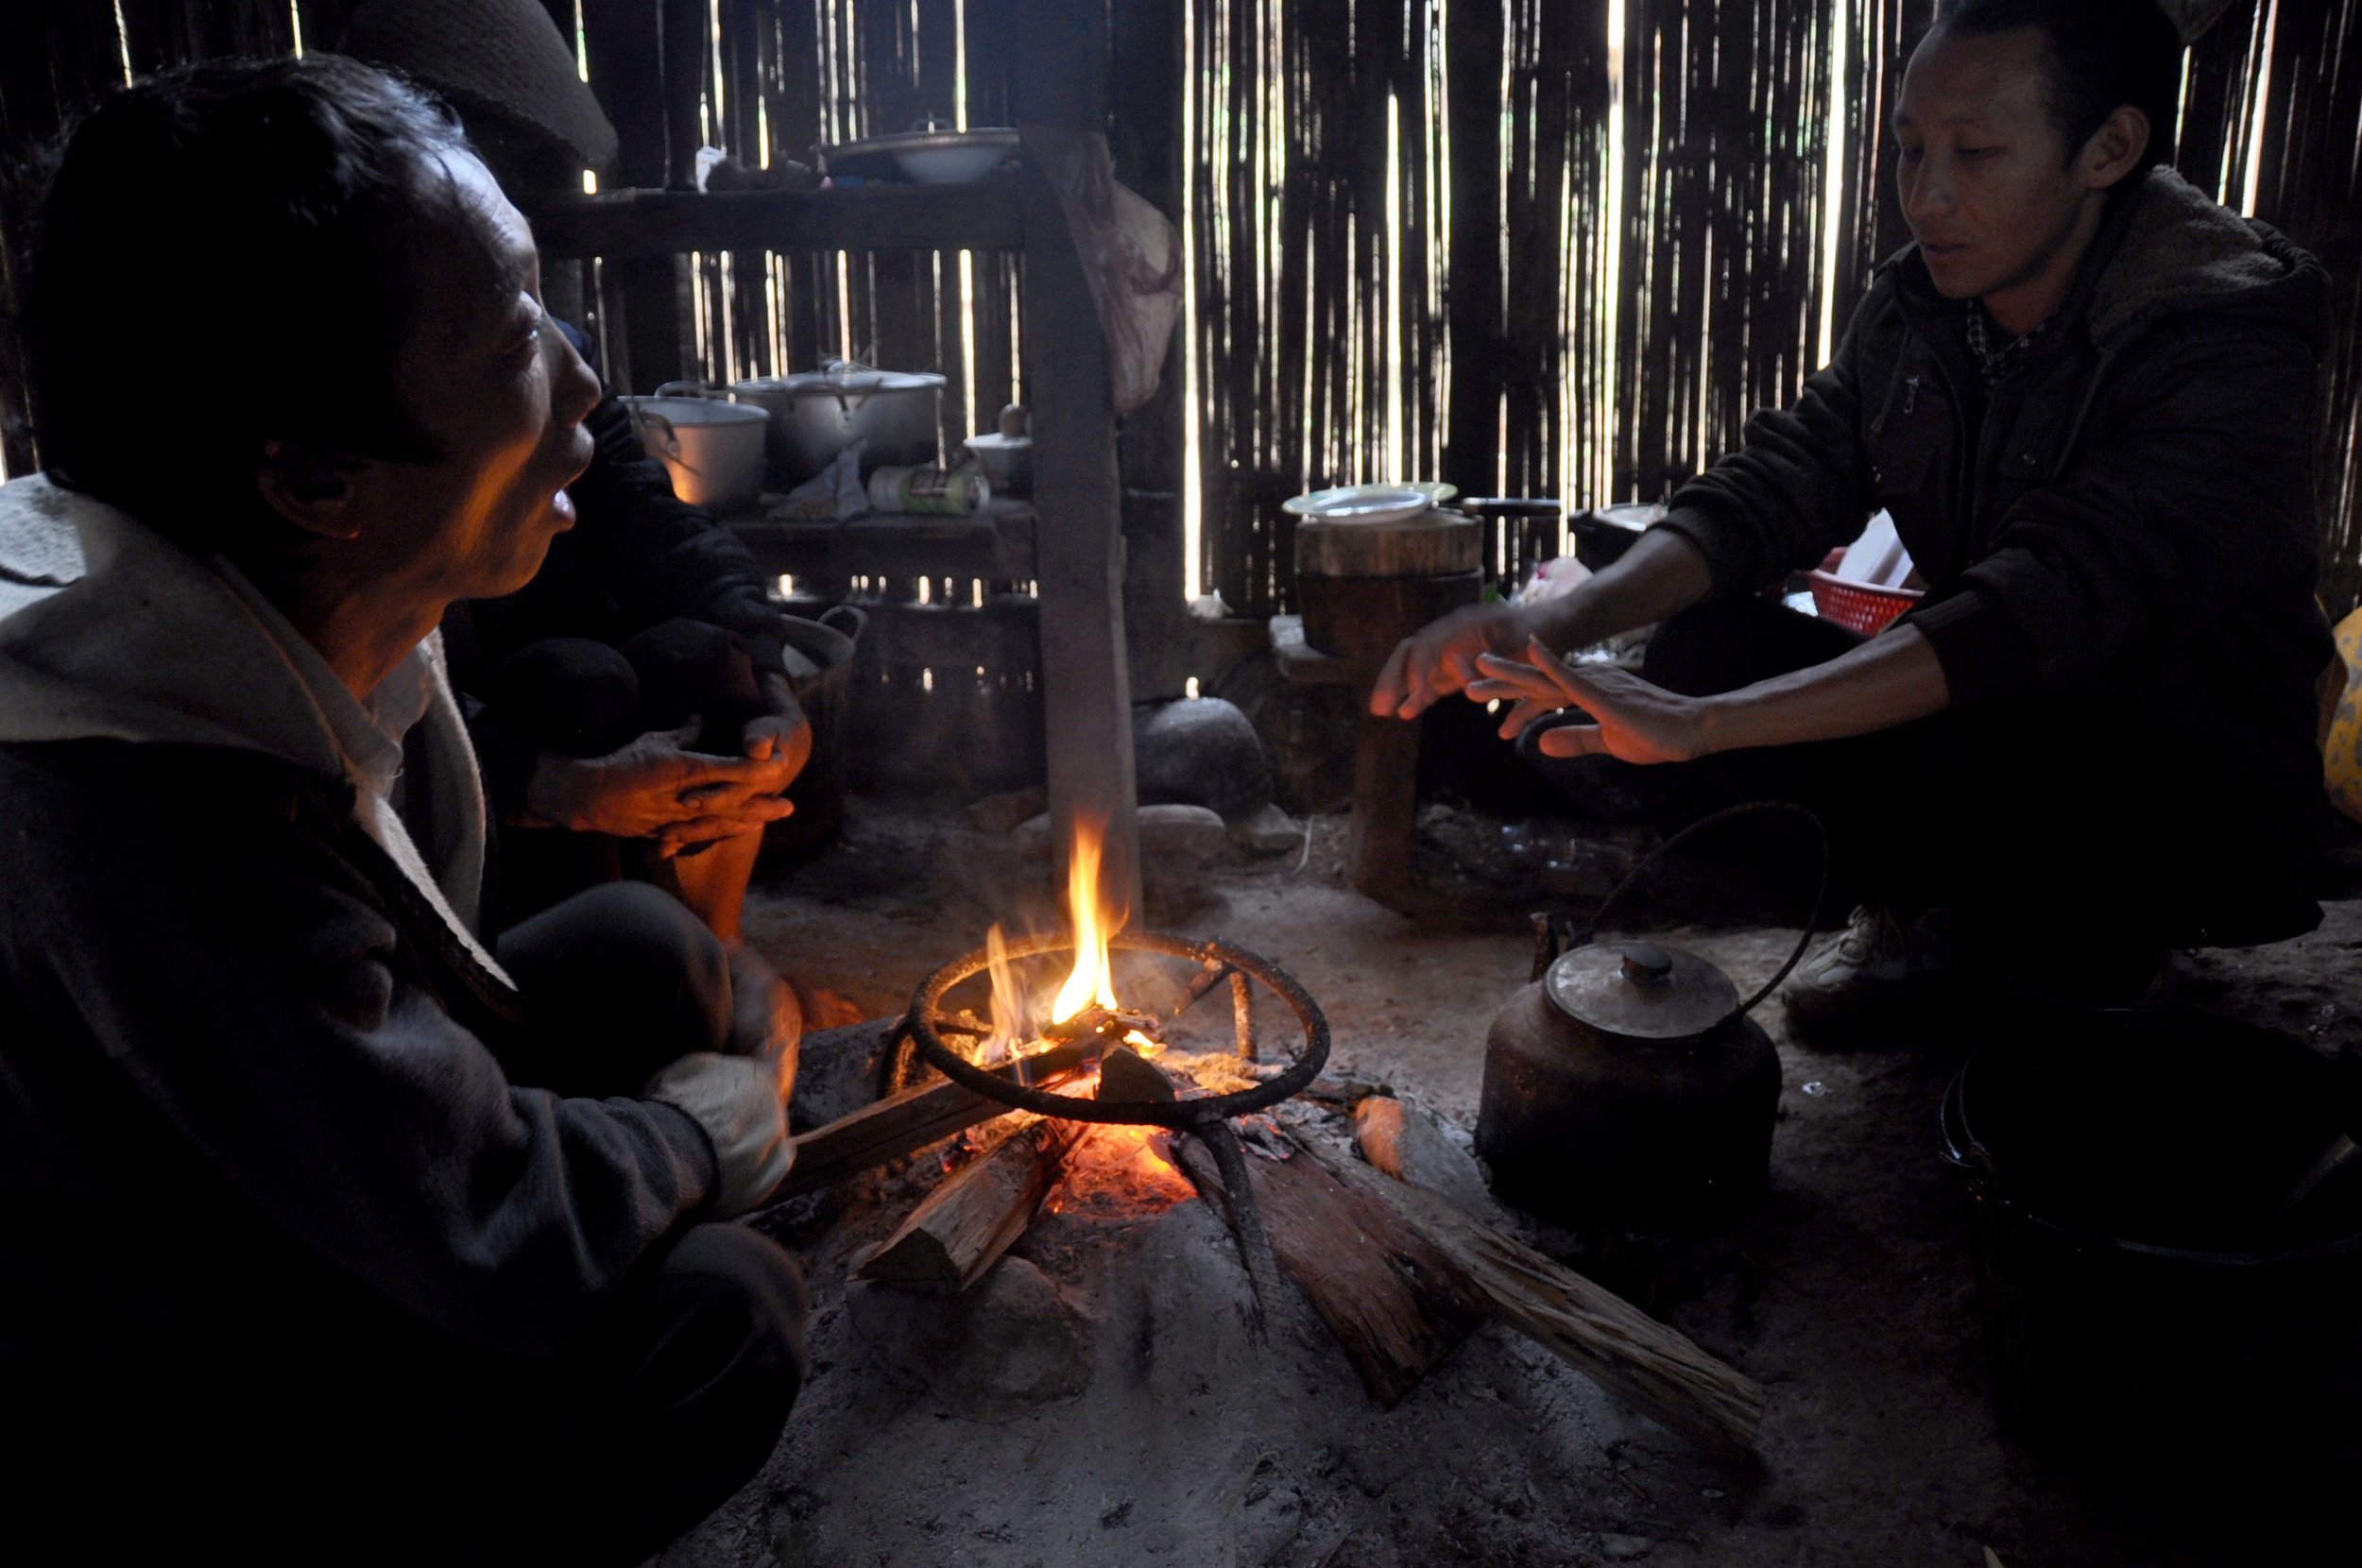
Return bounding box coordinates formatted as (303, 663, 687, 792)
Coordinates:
(1016, 1, 1143, 917)
(581, 0, 681, 391)
(1110, 0, 1191, 705)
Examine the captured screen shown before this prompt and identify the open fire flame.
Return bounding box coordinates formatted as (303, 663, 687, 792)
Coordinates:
(977, 820, 1157, 1065)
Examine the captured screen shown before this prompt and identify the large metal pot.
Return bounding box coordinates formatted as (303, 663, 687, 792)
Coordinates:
(617, 395, 768, 513)
(713, 364, 946, 487)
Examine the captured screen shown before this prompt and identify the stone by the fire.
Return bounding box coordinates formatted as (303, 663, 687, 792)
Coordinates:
(964, 783, 1048, 835)
(1133, 695, 1273, 821)
(1012, 803, 1230, 870)
(847, 1254, 1092, 1423)
(789, 1017, 897, 1133)
(1229, 800, 1306, 856)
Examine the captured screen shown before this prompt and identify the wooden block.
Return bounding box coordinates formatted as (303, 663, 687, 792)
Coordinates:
(1297, 571, 1483, 661)
(1294, 510, 1482, 577)
(855, 1117, 1080, 1291)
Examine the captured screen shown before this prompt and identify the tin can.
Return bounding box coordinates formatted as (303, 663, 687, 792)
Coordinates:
(868, 464, 991, 516)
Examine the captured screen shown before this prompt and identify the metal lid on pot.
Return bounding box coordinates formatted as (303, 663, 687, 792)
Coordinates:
(732, 367, 946, 398)
(1544, 940, 1739, 1041)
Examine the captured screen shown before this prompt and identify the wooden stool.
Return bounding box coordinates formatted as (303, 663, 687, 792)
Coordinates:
(1275, 508, 1482, 903)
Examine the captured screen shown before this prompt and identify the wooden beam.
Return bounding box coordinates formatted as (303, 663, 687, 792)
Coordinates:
(725, 502, 1038, 582)
(854, 1117, 1079, 1291)
(769, 1040, 1087, 1200)
(526, 182, 1026, 259)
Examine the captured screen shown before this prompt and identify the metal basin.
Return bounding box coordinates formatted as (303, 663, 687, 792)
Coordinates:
(722, 366, 945, 487)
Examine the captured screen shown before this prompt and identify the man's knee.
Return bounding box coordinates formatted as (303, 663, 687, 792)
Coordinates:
(638, 1223, 809, 1433)
(497, 881, 734, 1091)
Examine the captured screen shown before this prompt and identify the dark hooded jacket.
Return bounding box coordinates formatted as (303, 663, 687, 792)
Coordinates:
(0, 490, 719, 1398)
(1655, 167, 2335, 933)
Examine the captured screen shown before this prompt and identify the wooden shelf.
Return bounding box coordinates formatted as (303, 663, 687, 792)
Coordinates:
(527, 179, 1026, 260)
(726, 497, 1037, 581)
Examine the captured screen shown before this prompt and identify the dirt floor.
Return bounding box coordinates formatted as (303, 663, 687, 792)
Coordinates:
(663, 800, 2362, 1568)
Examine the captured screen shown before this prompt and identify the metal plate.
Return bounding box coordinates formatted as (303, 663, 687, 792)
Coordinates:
(1281, 481, 1458, 524)
(1544, 941, 1740, 1041)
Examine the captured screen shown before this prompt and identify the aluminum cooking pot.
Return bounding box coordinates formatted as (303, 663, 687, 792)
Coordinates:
(697, 363, 946, 487)
(617, 395, 768, 513)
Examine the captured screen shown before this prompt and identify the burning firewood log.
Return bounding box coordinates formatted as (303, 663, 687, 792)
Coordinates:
(1170, 1131, 1491, 1406)
(854, 1117, 1082, 1291)
(1296, 1135, 1767, 1462)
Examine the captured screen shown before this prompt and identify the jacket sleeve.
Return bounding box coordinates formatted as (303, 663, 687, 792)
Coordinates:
(29, 769, 719, 1355)
(1652, 303, 1877, 594)
(566, 390, 788, 676)
(1905, 315, 2321, 706)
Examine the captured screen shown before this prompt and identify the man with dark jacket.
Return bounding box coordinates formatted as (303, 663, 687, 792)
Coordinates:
(1378, 0, 2335, 1032)
(0, 58, 802, 1560)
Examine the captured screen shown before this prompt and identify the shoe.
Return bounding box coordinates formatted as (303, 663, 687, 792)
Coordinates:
(1782, 904, 1967, 1044)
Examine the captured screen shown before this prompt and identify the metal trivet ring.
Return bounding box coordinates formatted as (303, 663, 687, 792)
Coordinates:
(903, 930, 1329, 1127)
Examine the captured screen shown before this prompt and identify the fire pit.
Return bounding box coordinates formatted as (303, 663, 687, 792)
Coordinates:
(765, 827, 1762, 1457)
(873, 831, 1331, 1317)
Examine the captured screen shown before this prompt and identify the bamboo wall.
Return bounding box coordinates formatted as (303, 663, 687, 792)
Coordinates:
(1, 0, 2358, 622)
(1190, 0, 2362, 621)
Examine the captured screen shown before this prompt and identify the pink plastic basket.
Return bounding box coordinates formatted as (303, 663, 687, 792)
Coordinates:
(1806, 549, 1921, 635)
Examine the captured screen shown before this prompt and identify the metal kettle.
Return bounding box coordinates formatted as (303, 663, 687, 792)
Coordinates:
(1476, 804, 1825, 1230)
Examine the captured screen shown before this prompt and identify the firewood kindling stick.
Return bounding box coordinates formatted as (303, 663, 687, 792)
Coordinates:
(768, 1038, 1089, 1200)
(1296, 1136, 1767, 1462)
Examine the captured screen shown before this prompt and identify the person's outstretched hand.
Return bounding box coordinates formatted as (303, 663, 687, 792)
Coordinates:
(522, 720, 799, 845)
(1466, 639, 1714, 765)
(1369, 600, 1549, 720)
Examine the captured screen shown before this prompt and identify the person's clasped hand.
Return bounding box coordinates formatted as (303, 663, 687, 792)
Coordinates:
(1465, 639, 1716, 765)
(523, 718, 798, 854)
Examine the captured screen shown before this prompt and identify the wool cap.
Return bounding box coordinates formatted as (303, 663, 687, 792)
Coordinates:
(338, 0, 619, 173)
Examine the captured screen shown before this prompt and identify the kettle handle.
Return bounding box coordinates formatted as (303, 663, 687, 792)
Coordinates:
(1582, 800, 1830, 1018)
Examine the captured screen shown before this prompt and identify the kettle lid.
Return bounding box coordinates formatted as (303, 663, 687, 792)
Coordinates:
(1543, 940, 1740, 1040)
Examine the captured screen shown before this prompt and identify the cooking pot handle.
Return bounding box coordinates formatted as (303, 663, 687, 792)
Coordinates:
(653, 380, 726, 400)
(1582, 799, 1830, 1017)
(1938, 1070, 2004, 1202)
(625, 405, 683, 462)
(817, 604, 869, 644)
